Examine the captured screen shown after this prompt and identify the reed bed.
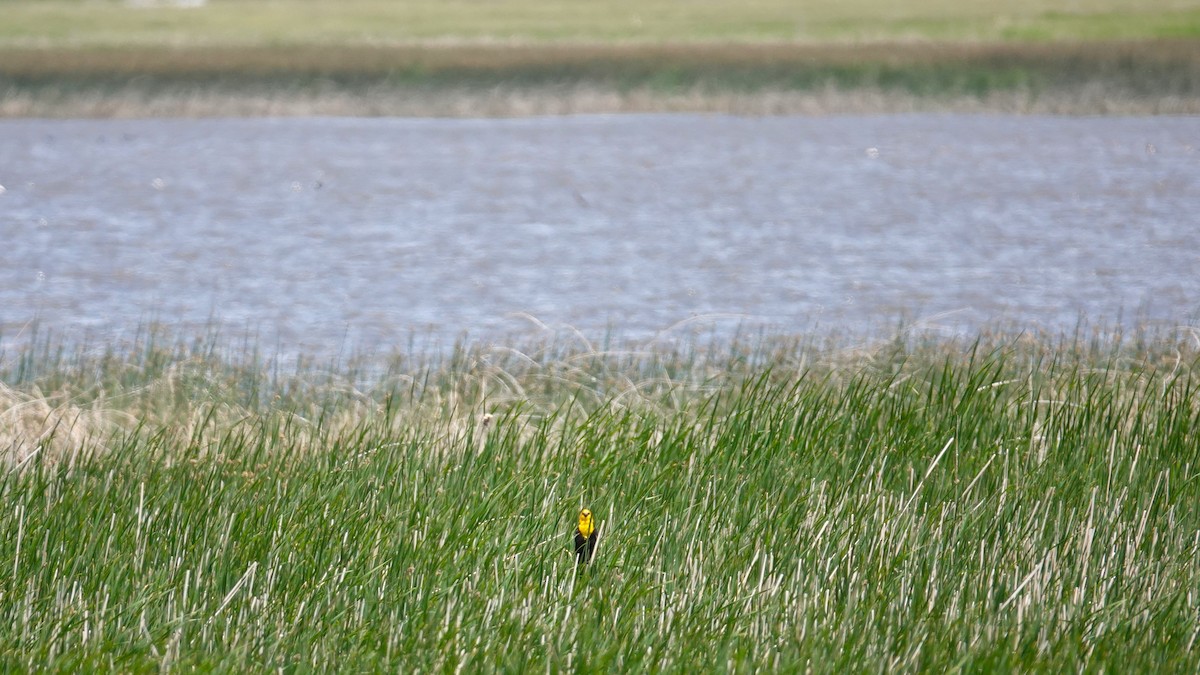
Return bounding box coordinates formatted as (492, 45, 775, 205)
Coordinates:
(1, 324, 1198, 670)
(4, 40, 1200, 116)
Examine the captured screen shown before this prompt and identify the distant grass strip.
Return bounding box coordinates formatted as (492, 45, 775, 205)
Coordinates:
(4, 40, 1200, 116)
(4, 0, 1199, 115)
(1, 324, 1199, 670)
(3, 0, 1200, 46)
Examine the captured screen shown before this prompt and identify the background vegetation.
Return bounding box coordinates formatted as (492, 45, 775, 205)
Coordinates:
(2, 0, 1199, 115)
(2, 0, 1199, 45)
(1, 325, 1198, 670)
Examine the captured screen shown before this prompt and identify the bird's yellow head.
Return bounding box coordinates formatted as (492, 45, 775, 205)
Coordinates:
(578, 509, 595, 538)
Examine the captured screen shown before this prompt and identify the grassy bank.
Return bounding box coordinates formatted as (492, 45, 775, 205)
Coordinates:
(2, 0, 1200, 116)
(5, 40, 1200, 116)
(2, 326, 1199, 669)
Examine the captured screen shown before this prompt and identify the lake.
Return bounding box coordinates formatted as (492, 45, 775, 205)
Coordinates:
(2, 114, 1198, 354)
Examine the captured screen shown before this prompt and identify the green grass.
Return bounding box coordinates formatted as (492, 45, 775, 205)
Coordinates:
(4, 40, 1200, 117)
(2, 0, 1199, 116)
(2, 324, 1199, 670)
(3, 0, 1200, 46)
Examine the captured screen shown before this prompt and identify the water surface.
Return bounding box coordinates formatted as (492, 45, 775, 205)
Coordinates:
(2, 114, 1198, 353)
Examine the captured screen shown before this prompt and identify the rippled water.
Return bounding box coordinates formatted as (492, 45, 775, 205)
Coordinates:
(2, 114, 1198, 353)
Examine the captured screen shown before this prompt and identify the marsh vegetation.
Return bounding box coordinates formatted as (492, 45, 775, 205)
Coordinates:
(2, 325, 1198, 669)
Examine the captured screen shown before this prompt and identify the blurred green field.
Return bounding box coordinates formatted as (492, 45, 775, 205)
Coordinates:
(2, 0, 1200, 45)
(3, 38, 1199, 116)
(2, 0, 1199, 115)
(1, 326, 1199, 670)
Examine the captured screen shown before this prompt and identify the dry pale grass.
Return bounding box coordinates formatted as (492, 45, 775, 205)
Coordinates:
(3, 324, 1194, 472)
(4, 82, 1199, 118)
(0, 382, 119, 469)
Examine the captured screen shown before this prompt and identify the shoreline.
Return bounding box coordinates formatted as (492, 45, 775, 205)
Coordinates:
(3, 40, 1199, 117)
(6, 84, 1200, 118)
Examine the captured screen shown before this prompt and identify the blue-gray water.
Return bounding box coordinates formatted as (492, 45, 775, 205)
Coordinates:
(2, 114, 1198, 353)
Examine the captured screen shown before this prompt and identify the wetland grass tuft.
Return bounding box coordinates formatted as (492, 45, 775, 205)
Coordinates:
(1, 325, 1198, 670)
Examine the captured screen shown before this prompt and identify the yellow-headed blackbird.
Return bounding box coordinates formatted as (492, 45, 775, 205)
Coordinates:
(575, 508, 597, 565)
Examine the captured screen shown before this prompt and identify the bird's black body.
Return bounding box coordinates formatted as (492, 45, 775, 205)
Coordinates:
(575, 529, 597, 565)
(574, 508, 598, 565)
